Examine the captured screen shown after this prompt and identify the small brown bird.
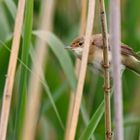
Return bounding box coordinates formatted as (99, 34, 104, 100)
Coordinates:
(66, 34, 140, 76)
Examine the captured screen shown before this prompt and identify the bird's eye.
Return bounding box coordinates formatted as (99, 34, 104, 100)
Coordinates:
(79, 42, 83, 46)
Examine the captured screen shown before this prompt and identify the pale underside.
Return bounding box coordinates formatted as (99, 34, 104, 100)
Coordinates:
(72, 46, 136, 77)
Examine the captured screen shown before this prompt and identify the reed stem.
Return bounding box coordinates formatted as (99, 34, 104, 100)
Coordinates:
(65, 0, 87, 139)
(67, 0, 95, 139)
(0, 0, 25, 140)
(99, 0, 112, 139)
(110, 0, 124, 139)
(21, 1, 55, 140)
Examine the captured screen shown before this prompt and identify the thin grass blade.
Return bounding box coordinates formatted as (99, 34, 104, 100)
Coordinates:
(79, 101, 104, 140)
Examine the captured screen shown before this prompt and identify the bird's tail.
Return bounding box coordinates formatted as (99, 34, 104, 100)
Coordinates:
(123, 55, 140, 76)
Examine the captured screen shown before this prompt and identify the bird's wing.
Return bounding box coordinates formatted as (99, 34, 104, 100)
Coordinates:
(121, 43, 140, 60)
(121, 44, 134, 56)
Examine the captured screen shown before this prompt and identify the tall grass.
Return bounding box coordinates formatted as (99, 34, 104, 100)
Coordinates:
(14, 0, 33, 139)
(65, 0, 87, 139)
(67, 0, 95, 139)
(0, 0, 25, 140)
(110, 0, 123, 139)
(22, 1, 55, 140)
(0, 0, 140, 140)
(99, 0, 112, 139)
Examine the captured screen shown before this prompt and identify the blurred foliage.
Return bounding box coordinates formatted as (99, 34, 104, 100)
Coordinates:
(0, 0, 140, 140)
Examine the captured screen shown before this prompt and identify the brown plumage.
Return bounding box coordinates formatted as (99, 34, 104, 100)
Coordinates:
(69, 34, 140, 76)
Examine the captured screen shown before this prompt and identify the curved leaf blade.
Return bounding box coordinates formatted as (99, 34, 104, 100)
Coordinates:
(33, 30, 77, 90)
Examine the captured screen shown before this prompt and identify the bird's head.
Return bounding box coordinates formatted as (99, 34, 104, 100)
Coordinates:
(65, 34, 103, 58)
(65, 37, 84, 57)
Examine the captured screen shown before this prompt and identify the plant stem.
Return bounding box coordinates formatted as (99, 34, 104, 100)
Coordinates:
(14, 0, 33, 139)
(66, 0, 95, 139)
(0, 0, 26, 140)
(99, 0, 112, 140)
(65, 0, 87, 139)
(110, 0, 124, 139)
(21, 1, 55, 140)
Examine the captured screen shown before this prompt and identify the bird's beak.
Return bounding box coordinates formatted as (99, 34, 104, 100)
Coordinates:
(65, 46, 72, 49)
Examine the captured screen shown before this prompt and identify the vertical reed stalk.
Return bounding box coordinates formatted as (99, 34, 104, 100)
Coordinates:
(79, 0, 87, 35)
(21, 0, 55, 140)
(65, 0, 87, 139)
(99, 0, 112, 140)
(110, 0, 124, 140)
(0, 0, 25, 140)
(67, 0, 95, 139)
(15, 0, 33, 139)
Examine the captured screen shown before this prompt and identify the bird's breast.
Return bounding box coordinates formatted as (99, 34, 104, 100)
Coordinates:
(88, 48, 112, 74)
(89, 48, 125, 76)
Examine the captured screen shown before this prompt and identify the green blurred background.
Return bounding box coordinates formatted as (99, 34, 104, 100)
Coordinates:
(0, 0, 140, 139)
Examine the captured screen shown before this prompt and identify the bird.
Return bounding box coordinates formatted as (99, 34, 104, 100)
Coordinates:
(66, 34, 140, 76)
